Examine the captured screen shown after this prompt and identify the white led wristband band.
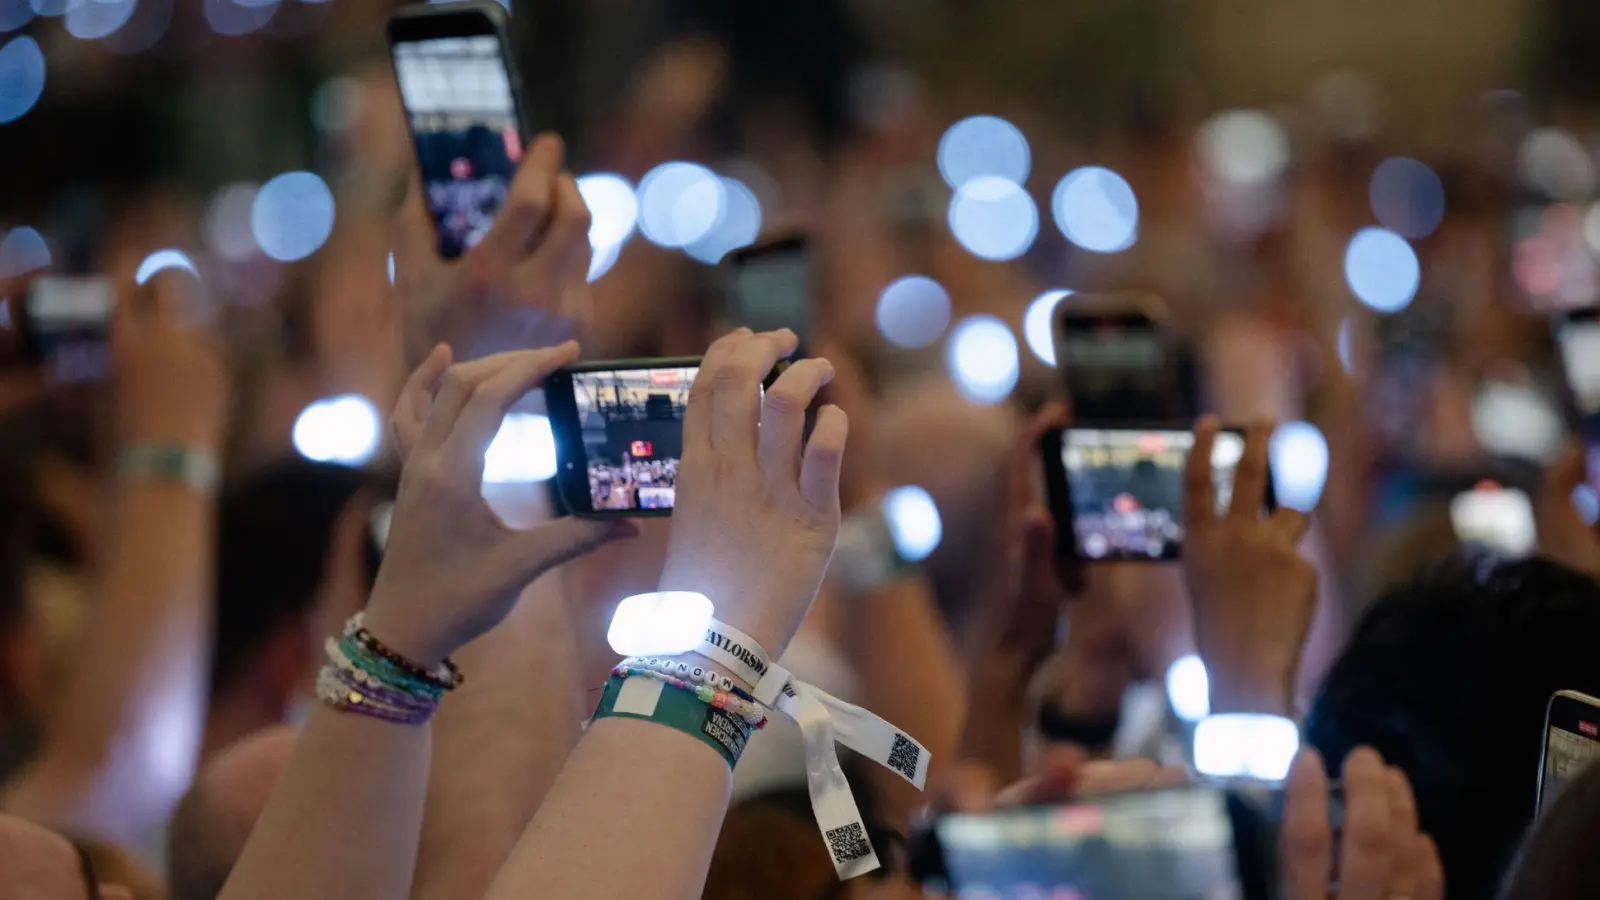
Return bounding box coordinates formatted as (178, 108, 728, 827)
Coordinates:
(694, 618, 931, 879)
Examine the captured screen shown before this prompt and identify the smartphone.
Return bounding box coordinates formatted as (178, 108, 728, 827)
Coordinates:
(1448, 480, 1536, 557)
(1040, 426, 1275, 561)
(545, 358, 699, 518)
(1052, 292, 1193, 424)
(389, 1, 529, 260)
(1555, 306, 1600, 479)
(725, 237, 812, 346)
(1538, 690, 1600, 813)
(0, 275, 114, 382)
(927, 788, 1254, 900)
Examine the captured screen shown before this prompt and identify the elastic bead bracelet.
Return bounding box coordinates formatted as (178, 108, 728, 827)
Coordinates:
(329, 637, 445, 703)
(343, 612, 463, 690)
(612, 664, 769, 728)
(316, 665, 435, 725)
(619, 656, 753, 699)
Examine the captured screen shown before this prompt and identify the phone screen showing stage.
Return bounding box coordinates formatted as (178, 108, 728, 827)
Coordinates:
(936, 789, 1243, 900)
(569, 365, 695, 512)
(1061, 429, 1247, 561)
(1543, 719, 1600, 810)
(394, 34, 522, 259)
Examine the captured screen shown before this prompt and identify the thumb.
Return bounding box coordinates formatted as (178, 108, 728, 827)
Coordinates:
(513, 516, 640, 583)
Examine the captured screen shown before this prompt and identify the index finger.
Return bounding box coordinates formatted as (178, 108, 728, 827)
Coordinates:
(1280, 748, 1333, 900)
(1186, 416, 1221, 533)
(471, 134, 565, 273)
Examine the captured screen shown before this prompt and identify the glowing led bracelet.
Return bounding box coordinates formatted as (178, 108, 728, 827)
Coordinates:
(605, 591, 714, 657)
(1193, 713, 1299, 782)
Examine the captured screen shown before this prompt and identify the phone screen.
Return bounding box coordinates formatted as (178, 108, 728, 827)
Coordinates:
(561, 364, 695, 513)
(392, 31, 523, 259)
(1056, 428, 1254, 561)
(1449, 482, 1536, 557)
(26, 275, 113, 382)
(1540, 695, 1600, 812)
(727, 241, 811, 342)
(1557, 313, 1600, 452)
(934, 788, 1244, 900)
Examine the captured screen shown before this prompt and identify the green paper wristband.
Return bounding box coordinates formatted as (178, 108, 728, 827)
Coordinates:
(590, 674, 751, 770)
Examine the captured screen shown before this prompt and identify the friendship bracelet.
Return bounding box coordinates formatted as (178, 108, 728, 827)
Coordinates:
(618, 656, 753, 699)
(591, 673, 751, 769)
(327, 664, 437, 713)
(316, 665, 436, 725)
(116, 444, 221, 495)
(612, 665, 769, 728)
(342, 612, 463, 690)
(327, 638, 445, 704)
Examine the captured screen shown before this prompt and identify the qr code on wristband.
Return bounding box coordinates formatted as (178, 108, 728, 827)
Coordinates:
(887, 733, 920, 781)
(825, 823, 872, 863)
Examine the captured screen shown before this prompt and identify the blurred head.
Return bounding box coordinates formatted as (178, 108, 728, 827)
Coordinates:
(704, 787, 898, 900)
(1499, 755, 1600, 900)
(0, 813, 131, 900)
(209, 460, 381, 748)
(166, 724, 299, 900)
(1305, 555, 1600, 900)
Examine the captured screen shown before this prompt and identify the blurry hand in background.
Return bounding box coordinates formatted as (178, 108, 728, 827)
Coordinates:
(112, 272, 230, 453)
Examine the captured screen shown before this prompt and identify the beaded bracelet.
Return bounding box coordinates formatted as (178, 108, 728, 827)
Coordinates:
(342, 612, 463, 690)
(620, 656, 752, 698)
(328, 637, 445, 703)
(612, 664, 769, 728)
(316, 665, 436, 725)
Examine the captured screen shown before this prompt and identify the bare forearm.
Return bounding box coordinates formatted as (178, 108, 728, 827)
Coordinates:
(411, 575, 586, 900)
(484, 718, 732, 900)
(219, 707, 431, 900)
(844, 577, 964, 825)
(5, 483, 213, 841)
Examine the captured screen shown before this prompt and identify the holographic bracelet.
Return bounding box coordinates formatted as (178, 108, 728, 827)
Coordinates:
(612, 664, 769, 728)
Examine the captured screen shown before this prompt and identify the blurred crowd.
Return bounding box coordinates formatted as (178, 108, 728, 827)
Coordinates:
(5, 0, 1600, 898)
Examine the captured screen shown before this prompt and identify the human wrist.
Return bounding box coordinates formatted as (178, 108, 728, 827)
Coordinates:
(1203, 661, 1295, 717)
(359, 597, 455, 671)
(116, 444, 221, 496)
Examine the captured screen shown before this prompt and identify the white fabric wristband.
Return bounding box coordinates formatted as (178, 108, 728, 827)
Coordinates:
(692, 618, 931, 879)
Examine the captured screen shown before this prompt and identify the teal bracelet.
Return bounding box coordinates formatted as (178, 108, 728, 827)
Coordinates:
(117, 444, 220, 494)
(591, 673, 751, 769)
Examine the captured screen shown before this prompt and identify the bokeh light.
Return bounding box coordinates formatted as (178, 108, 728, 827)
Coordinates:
(882, 485, 942, 562)
(637, 161, 725, 249)
(1519, 128, 1595, 201)
(1052, 166, 1138, 253)
(685, 177, 761, 264)
(936, 115, 1030, 189)
(1344, 227, 1419, 313)
(1574, 484, 1600, 526)
(947, 175, 1038, 261)
(251, 171, 335, 262)
(0, 226, 50, 276)
(1166, 654, 1210, 723)
(292, 394, 381, 467)
(875, 275, 951, 349)
(1470, 379, 1564, 463)
(386, 251, 395, 286)
(27, 0, 78, 16)
(102, 0, 171, 54)
(1270, 421, 1329, 512)
(1336, 317, 1356, 374)
(947, 314, 1019, 405)
(576, 173, 638, 251)
(134, 249, 198, 285)
(64, 0, 134, 39)
(1369, 157, 1445, 239)
(482, 413, 557, 484)
(0, 0, 33, 31)
(0, 35, 45, 124)
(202, 182, 261, 262)
(1023, 289, 1071, 365)
(204, 0, 278, 36)
(1197, 109, 1289, 185)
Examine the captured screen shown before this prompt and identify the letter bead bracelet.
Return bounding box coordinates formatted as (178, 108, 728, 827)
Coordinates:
(613, 659, 769, 728)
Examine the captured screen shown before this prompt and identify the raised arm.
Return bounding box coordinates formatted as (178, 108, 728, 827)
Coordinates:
(483, 328, 851, 900)
(216, 343, 633, 900)
(3, 277, 228, 845)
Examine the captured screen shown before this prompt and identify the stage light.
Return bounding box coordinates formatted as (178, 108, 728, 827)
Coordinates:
(936, 115, 1030, 189)
(882, 486, 941, 562)
(1344, 227, 1419, 313)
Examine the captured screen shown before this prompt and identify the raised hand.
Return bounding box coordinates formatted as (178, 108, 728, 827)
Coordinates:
(1183, 417, 1317, 715)
(657, 328, 847, 657)
(113, 273, 229, 451)
(1537, 441, 1600, 580)
(1282, 748, 1444, 900)
(392, 134, 592, 366)
(363, 342, 636, 667)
